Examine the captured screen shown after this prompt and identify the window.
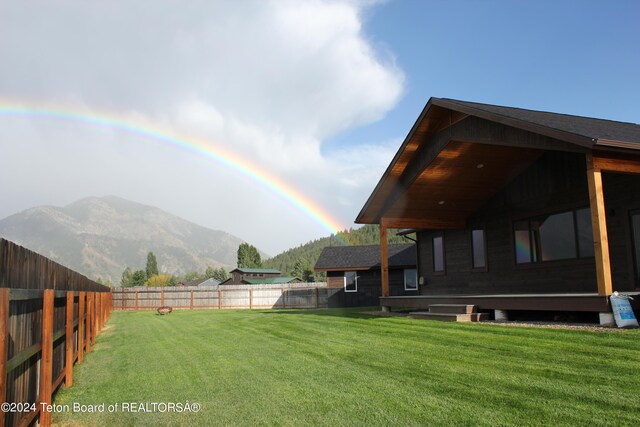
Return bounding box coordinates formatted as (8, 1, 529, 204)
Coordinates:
(404, 269, 418, 291)
(433, 236, 445, 273)
(471, 229, 486, 269)
(344, 271, 357, 292)
(514, 208, 594, 264)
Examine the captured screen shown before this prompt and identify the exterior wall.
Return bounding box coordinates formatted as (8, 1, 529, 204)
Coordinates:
(416, 151, 640, 295)
(326, 268, 418, 307)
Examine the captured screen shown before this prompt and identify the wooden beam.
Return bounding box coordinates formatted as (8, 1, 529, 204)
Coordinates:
(0, 288, 9, 427)
(586, 155, 613, 296)
(65, 292, 74, 387)
(380, 221, 390, 298)
(592, 154, 640, 174)
(39, 289, 54, 427)
(378, 217, 466, 230)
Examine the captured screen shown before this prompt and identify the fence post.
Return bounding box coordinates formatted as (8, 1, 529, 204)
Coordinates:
(85, 293, 91, 353)
(91, 293, 96, 345)
(65, 291, 74, 387)
(218, 288, 222, 309)
(95, 293, 101, 336)
(282, 289, 286, 308)
(190, 290, 194, 310)
(315, 287, 319, 308)
(135, 289, 139, 310)
(0, 288, 10, 427)
(39, 289, 54, 426)
(78, 292, 85, 364)
(161, 288, 165, 306)
(249, 288, 253, 309)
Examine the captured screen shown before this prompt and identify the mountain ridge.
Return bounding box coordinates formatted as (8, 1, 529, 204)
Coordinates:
(0, 196, 257, 284)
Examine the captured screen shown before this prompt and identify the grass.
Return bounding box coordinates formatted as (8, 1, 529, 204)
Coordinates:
(53, 308, 640, 426)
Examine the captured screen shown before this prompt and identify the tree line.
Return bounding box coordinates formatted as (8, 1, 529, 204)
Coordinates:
(119, 252, 229, 287)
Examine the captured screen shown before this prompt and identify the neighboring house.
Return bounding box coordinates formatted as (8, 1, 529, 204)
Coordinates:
(181, 277, 221, 287)
(356, 97, 640, 321)
(314, 244, 417, 307)
(220, 268, 300, 285)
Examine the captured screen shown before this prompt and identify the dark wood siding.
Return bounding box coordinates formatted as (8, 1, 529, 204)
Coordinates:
(326, 268, 418, 307)
(414, 151, 640, 295)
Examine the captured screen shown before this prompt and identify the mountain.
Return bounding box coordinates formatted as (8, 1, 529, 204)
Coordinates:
(263, 224, 413, 278)
(0, 196, 255, 284)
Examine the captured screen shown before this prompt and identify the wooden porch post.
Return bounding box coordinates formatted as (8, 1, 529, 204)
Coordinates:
(380, 218, 390, 298)
(586, 154, 613, 296)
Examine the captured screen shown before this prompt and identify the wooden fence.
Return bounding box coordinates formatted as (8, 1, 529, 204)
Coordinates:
(0, 239, 112, 427)
(112, 283, 332, 310)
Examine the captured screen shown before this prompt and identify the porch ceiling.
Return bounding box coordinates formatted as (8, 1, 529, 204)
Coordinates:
(382, 141, 543, 227)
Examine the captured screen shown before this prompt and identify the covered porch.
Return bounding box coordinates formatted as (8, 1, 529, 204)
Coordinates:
(356, 98, 640, 320)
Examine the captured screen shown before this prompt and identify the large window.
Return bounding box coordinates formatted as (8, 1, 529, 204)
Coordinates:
(514, 208, 594, 264)
(433, 236, 445, 272)
(344, 271, 358, 292)
(471, 229, 486, 269)
(404, 269, 418, 291)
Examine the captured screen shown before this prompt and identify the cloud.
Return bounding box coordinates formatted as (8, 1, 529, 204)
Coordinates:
(0, 0, 404, 254)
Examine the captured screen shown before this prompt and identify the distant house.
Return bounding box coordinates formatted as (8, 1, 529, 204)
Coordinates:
(182, 277, 221, 287)
(356, 97, 640, 322)
(314, 244, 417, 306)
(220, 268, 300, 285)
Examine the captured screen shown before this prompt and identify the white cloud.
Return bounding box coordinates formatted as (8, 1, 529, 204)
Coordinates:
(0, 0, 404, 254)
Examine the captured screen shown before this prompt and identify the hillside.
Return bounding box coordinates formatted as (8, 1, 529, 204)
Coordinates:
(263, 224, 413, 277)
(0, 196, 255, 284)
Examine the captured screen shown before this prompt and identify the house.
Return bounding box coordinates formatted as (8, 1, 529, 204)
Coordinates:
(181, 277, 221, 287)
(356, 97, 640, 323)
(220, 268, 300, 285)
(314, 243, 417, 306)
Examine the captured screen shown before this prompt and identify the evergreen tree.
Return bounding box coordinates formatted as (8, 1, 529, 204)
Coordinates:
(131, 270, 147, 287)
(120, 267, 133, 287)
(237, 243, 262, 268)
(205, 266, 229, 282)
(146, 252, 159, 278)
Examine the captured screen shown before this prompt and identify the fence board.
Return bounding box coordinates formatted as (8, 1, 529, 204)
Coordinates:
(0, 240, 111, 427)
(112, 283, 329, 311)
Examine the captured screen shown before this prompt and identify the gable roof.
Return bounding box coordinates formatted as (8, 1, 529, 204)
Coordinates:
(314, 244, 416, 271)
(356, 97, 640, 225)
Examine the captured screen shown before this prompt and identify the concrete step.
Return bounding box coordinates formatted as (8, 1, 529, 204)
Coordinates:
(409, 311, 489, 322)
(428, 304, 477, 314)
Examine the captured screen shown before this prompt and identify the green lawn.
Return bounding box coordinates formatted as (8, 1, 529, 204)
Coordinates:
(53, 309, 640, 426)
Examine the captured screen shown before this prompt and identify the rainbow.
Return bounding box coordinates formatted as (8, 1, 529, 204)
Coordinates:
(0, 101, 349, 237)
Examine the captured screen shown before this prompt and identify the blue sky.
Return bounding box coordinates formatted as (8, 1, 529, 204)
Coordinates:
(327, 0, 640, 151)
(0, 0, 639, 255)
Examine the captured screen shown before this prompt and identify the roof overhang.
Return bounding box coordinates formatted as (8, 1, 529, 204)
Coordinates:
(356, 98, 598, 226)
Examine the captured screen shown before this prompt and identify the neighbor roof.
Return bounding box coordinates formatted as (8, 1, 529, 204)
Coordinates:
(314, 244, 416, 271)
(242, 277, 300, 284)
(232, 268, 281, 274)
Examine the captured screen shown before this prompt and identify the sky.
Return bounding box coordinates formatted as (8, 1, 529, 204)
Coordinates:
(0, 0, 638, 255)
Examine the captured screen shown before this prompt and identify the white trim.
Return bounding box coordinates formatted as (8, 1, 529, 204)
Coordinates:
(344, 271, 358, 293)
(404, 269, 418, 291)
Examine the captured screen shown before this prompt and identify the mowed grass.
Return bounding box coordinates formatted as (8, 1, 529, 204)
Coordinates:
(53, 309, 640, 426)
